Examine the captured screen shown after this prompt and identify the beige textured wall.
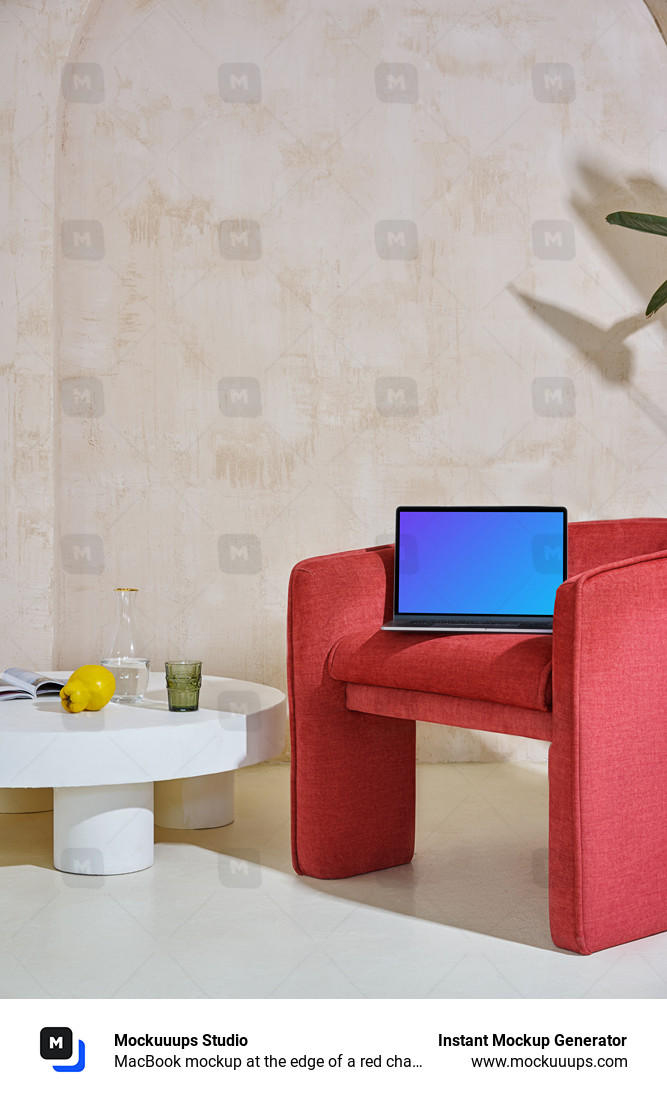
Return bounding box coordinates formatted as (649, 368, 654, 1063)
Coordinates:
(5, 0, 667, 761)
(0, 0, 88, 673)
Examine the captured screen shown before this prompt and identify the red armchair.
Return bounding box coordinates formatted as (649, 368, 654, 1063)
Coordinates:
(287, 518, 667, 955)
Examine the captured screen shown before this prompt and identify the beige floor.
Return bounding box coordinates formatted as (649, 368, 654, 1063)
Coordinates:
(1, 762, 666, 999)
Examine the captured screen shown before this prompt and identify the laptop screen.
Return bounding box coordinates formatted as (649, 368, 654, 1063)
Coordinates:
(396, 507, 567, 616)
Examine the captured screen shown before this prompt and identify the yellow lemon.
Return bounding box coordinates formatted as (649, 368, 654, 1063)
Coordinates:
(60, 664, 116, 713)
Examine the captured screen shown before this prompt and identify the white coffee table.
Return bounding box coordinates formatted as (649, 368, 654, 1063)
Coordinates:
(0, 673, 285, 874)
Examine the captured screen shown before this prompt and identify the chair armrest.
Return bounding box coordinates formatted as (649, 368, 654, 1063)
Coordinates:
(287, 544, 416, 880)
(549, 548, 667, 953)
(287, 544, 394, 709)
(552, 547, 667, 719)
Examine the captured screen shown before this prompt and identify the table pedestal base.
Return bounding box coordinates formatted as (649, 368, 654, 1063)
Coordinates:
(154, 773, 234, 829)
(54, 782, 154, 875)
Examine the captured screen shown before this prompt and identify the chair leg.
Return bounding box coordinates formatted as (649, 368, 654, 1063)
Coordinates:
(548, 735, 667, 954)
(291, 705, 416, 879)
(548, 741, 587, 953)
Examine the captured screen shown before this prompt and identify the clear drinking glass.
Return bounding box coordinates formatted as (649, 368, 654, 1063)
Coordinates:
(101, 588, 150, 702)
(165, 661, 202, 712)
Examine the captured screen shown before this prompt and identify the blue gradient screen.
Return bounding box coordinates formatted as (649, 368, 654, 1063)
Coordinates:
(397, 509, 565, 615)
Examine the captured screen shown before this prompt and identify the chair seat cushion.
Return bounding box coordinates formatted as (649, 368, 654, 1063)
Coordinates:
(329, 627, 553, 712)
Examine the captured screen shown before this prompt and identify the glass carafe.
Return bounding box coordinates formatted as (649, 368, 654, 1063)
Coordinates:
(101, 588, 150, 702)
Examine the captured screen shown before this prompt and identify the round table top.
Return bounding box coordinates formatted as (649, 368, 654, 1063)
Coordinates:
(0, 673, 286, 789)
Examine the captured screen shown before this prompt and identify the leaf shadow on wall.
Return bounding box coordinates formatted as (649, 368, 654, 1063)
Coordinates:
(512, 161, 667, 437)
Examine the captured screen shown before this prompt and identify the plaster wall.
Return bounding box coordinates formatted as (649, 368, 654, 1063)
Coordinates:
(0, 1, 88, 673)
(4, 0, 667, 761)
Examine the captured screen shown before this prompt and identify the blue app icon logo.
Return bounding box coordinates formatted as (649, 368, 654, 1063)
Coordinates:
(40, 1027, 86, 1072)
(531, 533, 563, 575)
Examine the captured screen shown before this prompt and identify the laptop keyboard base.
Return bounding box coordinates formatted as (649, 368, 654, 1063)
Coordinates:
(382, 618, 552, 633)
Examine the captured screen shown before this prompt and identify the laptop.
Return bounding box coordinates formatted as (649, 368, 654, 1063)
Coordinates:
(382, 506, 567, 633)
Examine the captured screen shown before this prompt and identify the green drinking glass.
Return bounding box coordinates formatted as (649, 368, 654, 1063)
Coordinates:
(165, 661, 202, 712)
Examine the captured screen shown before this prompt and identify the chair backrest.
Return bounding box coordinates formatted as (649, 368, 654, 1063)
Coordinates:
(568, 518, 667, 577)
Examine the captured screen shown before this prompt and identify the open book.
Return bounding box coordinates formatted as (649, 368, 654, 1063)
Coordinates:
(0, 668, 67, 701)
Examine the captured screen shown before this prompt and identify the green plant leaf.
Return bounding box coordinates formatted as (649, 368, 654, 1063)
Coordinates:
(645, 278, 667, 316)
(606, 210, 667, 237)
